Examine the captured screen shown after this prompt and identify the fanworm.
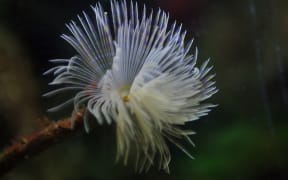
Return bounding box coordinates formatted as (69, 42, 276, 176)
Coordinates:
(44, 0, 218, 173)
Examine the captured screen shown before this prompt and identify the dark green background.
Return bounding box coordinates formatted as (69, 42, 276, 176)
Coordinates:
(0, 0, 287, 179)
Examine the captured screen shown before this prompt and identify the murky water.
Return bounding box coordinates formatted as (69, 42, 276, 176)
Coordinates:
(0, 0, 287, 179)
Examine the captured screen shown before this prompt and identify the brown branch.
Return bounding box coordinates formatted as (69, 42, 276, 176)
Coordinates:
(0, 110, 84, 178)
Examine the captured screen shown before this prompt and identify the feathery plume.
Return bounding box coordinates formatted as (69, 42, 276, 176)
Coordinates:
(44, 0, 218, 173)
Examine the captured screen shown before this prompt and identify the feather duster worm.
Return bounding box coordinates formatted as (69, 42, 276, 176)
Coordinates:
(44, 0, 218, 173)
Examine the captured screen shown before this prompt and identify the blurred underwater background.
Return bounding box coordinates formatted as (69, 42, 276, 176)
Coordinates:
(0, 0, 288, 179)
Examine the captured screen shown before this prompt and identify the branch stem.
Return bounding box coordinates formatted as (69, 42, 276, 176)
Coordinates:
(0, 111, 84, 177)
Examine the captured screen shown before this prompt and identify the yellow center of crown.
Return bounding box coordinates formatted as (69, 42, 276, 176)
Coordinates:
(122, 95, 130, 102)
(119, 85, 131, 103)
